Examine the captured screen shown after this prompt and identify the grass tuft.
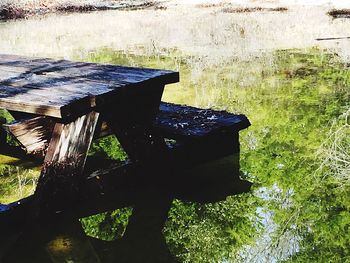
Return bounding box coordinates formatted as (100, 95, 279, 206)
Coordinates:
(0, 164, 39, 204)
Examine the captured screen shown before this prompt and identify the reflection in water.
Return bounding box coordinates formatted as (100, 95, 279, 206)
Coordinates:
(79, 48, 349, 262)
(0, 155, 251, 263)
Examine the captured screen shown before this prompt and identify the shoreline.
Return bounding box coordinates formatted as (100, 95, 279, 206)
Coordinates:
(1, 0, 350, 21)
(0, 1, 161, 20)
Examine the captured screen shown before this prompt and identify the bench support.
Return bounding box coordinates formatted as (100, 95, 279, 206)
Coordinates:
(104, 84, 167, 165)
(1, 102, 251, 215)
(34, 111, 100, 213)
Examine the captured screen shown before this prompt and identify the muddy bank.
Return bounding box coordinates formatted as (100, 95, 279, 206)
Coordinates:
(0, 0, 159, 20)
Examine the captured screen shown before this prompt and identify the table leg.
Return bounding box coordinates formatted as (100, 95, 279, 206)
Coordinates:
(105, 85, 169, 167)
(34, 111, 100, 213)
(0, 117, 7, 145)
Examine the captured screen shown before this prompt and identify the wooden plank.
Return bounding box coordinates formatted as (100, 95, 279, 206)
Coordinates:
(0, 54, 179, 82)
(0, 74, 163, 118)
(3, 116, 55, 157)
(34, 111, 100, 213)
(0, 84, 95, 118)
(8, 110, 39, 120)
(0, 66, 177, 95)
(0, 65, 30, 74)
(156, 103, 251, 140)
(44, 111, 99, 163)
(0, 54, 179, 84)
(0, 54, 179, 118)
(0, 54, 59, 72)
(0, 69, 27, 82)
(0, 116, 6, 145)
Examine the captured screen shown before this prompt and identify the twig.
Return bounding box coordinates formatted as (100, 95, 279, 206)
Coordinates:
(315, 37, 350, 41)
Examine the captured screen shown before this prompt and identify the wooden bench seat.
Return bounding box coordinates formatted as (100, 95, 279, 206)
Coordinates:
(1, 102, 250, 159)
(157, 103, 250, 141)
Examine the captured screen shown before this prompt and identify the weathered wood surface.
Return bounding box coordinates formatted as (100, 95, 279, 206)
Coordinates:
(34, 111, 100, 212)
(0, 116, 6, 144)
(43, 111, 99, 164)
(156, 103, 251, 140)
(3, 103, 250, 158)
(2, 116, 55, 157)
(0, 54, 179, 118)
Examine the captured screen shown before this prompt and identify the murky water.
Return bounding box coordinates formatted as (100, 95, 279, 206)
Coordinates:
(1, 3, 350, 263)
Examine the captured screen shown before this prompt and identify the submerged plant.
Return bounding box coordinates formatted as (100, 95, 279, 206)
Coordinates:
(317, 110, 350, 185)
(0, 164, 39, 204)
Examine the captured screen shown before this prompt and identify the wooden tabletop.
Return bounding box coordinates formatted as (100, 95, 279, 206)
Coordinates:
(0, 54, 179, 119)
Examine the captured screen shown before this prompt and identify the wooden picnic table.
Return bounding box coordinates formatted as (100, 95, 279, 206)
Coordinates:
(0, 53, 179, 212)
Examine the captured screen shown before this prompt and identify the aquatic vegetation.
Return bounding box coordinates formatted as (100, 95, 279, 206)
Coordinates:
(80, 208, 133, 241)
(318, 112, 350, 185)
(89, 135, 128, 161)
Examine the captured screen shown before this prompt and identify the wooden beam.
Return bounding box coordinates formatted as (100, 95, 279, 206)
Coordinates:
(34, 111, 100, 213)
(3, 116, 55, 158)
(0, 116, 7, 145)
(44, 111, 99, 163)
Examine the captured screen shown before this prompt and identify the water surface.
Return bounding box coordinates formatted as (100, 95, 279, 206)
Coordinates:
(0, 5, 350, 262)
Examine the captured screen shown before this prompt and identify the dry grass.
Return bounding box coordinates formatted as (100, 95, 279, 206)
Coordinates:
(317, 111, 350, 185)
(0, 0, 157, 20)
(195, 2, 226, 9)
(195, 3, 288, 13)
(328, 9, 350, 18)
(0, 3, 28, 19)
(1, 2, 350, 64)
(222, 7, 288, 14)
(0, 165, 39, 204)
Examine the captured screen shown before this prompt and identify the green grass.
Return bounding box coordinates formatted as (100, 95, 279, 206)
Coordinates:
(0, 162, 39, 204)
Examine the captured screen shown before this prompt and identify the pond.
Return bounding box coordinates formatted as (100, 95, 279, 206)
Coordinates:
(0, 3, 350, 262)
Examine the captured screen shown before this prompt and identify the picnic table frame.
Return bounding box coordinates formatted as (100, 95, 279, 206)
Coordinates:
(0, 54, 254, 261)
(0, 54, 179, 213)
